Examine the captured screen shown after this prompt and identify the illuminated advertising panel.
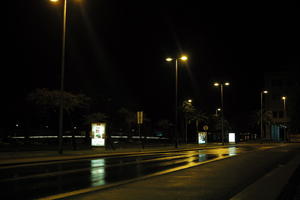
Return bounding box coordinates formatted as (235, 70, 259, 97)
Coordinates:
(228, 133, 236, 143)
(198, 132, 207, 144)
(91, 123, 106, 146)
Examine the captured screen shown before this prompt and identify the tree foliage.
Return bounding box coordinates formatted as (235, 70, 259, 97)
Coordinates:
(208, 114, 231, 132)
(27, 88, 90, 113)
(156, 119, 173, 130)
(117, 107, 136, 131)
(250, 109, 274, 128)
(83, 112, 108, 125)
(181, 100, 208, 132)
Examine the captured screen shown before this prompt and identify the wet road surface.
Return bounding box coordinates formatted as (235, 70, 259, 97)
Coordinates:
(0, 146, 254, 199)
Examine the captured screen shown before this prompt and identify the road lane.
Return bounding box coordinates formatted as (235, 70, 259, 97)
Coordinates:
(63, 144, 300, 200)
(0, 146, 255, 199)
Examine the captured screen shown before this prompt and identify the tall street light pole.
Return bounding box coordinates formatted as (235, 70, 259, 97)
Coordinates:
(214, 82, 230, 145)
(59, 0, 67, 154)
(282, 96, 287, 141)
(50, 0, 68, 154)
(175, 58, 178, 148)
(260, 90, 268, 139)
(166, 55, 188, 148)
(184, 99, 192, 144)
(215, 108, 221, 117)
(282, 96, 286, 115)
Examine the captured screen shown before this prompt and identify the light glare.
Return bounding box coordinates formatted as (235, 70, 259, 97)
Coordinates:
(180, 55, 188, 61)
(229, 133, 236, 143)
(166, 57, 173, 62)
(214, 83, 220, 86)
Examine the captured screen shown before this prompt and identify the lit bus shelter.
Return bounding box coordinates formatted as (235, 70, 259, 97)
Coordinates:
(198, 132, 207, 144)
(228, 132, 236, 143)
(91, 123, 106, 146)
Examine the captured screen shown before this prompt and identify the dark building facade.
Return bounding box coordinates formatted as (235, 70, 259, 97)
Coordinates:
(264, 71, 298, 140)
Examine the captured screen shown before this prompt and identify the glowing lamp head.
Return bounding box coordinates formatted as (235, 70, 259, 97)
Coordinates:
(224, 82, 230, 86)
(50, 0, 59, 2)
(214, 82, 220, 87)
(180, 55, 188, 61)
(263, 90, 268, 94)
(282, 96, 286, 100)
(166, 57, 173, 62)
(188, 99, 192, 103)
(217, 108, 221, 111)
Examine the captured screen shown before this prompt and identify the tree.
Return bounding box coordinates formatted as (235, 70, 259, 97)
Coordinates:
(27, 88, 90, 132)
(214, 117, 231, 132)
(156, 119, 173, 138)
(248, 109, 274, 138)
(181, 100, 208, 142)
(116, 107, 136, 134)
(192, 111, 209, 132)
(28, 88, 90, 114)
(156, 119, 173, 131)
(83, 112, 108, 125)
(182, 100, 196, 120)
(27, 88, 91, 150)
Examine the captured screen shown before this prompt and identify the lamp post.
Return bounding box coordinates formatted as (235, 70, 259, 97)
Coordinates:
(282, 96, 287, 141)
(215, 108, 221, 117)
(166, 55, 188, 148)
(260, 90, 268, 139)
(214, 82, 230, 145)
(282, 96, 286, 114)
(50, 0, 68, 154)
(184, 99, 192, 144)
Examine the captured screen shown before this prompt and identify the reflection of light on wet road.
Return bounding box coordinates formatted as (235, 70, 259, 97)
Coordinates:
(228, 147, 237, 156)
(196, 147, 239, 158)
(198, 154, 207, 162)
(90, 151, 220, 187)
(90, 159, 106, 187)
(2, 146, 248, 199)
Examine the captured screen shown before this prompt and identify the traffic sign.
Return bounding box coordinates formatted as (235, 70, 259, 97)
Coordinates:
(137, 111, 143, 124)
(203, 125, 208, 131)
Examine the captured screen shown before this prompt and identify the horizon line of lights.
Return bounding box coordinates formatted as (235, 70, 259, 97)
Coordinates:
(10, 136, 168, 139)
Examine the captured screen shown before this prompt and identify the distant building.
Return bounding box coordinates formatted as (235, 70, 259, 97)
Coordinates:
(264, 71, 298, 140)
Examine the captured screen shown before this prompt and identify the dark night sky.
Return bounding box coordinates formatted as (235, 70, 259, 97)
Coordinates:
(3, 1, 299, 129)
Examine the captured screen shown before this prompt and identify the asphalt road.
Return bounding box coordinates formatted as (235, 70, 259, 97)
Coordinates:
(43, 144, 300, 200)
(0, 145, 258, 199)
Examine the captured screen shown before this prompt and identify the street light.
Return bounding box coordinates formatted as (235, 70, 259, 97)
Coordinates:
(282, 96, 287, 120)
(282, 96, 287, 141)
(50, 0, 70, 154)
(166, 55, 188, 148)
(215, 108, 221, 116)
(183, 99, 193, 144)
(260, 90, 268, 139)
(214, 82, 230, 145)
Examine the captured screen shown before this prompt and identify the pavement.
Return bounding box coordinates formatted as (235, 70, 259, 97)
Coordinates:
(1, 142, 300, 200)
